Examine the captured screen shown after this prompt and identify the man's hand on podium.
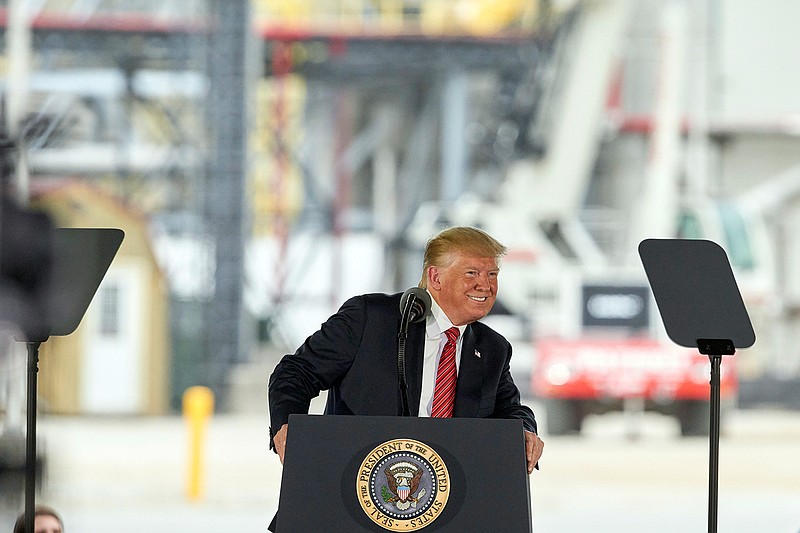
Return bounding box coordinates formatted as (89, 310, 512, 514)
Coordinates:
(525, 430, 544, 474)
(274, 423, 288, 464)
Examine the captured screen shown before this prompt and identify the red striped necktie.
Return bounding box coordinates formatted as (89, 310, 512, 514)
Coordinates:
(431, 327, 460, 418)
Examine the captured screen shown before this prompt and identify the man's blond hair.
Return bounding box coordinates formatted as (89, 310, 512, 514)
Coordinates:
(419, 226, 506, 288)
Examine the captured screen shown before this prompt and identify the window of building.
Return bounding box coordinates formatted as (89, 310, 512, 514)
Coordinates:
(99, 284, 120, 336)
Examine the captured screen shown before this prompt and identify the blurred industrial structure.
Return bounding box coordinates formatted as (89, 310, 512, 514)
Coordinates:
(1, 0, 799, 440)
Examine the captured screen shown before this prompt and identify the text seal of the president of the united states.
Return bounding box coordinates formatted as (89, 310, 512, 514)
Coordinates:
(356, 438, 450, 531)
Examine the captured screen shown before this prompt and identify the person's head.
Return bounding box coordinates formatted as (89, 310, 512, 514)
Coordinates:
(13, 506, 63, 533)
(419, 226, 506, 326)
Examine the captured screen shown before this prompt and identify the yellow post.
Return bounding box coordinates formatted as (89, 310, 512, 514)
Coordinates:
(183, 386, 214, 502)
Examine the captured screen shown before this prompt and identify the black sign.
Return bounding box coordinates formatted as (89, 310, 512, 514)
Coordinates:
(582, 285, 649, 330)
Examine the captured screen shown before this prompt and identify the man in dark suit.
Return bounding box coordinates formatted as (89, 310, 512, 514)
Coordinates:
(268, 226, 544, 474)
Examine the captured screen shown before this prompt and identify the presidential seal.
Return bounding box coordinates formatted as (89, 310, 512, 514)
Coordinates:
(356, 438, 450, 531)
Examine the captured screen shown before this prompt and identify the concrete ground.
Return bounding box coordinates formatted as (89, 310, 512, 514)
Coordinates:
(2, 403, 799, 533)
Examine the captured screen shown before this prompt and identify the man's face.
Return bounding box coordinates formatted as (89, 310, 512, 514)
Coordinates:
(427, 252, 499, 326)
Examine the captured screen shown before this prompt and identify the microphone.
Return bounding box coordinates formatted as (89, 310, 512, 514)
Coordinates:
(399, 287, 431, 324)
(397, 287, 431, 416)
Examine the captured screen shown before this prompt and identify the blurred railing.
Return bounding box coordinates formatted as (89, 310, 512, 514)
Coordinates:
(254, 0, 548, 38)
(11, 0, 207, 24)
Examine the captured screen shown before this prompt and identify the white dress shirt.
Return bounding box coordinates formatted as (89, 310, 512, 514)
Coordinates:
(418, 292, 466, 417)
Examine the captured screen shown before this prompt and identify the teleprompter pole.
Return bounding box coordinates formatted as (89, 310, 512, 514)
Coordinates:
(697, 338, 733, 533)
(707, 353, 721, 533)
(25, 341, 41, 533)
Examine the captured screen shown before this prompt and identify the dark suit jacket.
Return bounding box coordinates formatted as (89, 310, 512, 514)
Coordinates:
(268, 292, 537, 444)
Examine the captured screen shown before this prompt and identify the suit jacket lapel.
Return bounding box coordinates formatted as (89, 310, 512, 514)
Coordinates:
(406, 320, 426, 416)
(454, 325, 483, 417)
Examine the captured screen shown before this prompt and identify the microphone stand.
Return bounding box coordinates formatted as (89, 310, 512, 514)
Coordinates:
(397, 296, 415, 417)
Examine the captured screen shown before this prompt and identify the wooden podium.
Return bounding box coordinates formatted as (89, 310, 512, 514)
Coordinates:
(274, 414, 532, 532)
